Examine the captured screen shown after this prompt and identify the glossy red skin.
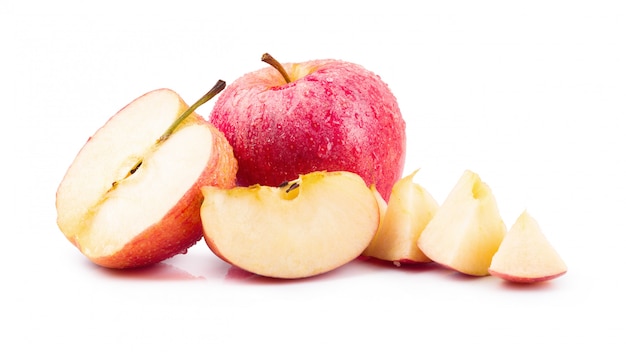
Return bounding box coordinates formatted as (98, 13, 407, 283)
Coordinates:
(489, 269, 567, 284)
(208, 59, 406, 200)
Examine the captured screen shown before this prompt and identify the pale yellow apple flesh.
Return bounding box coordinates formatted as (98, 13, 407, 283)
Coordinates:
(363, 169, 439, 264)
(200, 171, 380, 279)
(56, 88, 237, 268)
(489, 211, 567, 283)
(417, 170, 507, 276)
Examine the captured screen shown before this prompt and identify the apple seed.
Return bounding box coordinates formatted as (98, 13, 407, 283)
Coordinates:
(285, 182, 300, 193)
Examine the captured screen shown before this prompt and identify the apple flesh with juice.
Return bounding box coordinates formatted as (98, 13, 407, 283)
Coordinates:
(417, 170, 507, 276)
(56, 82, 238, 269)
(200, 171, 380, 279)
(489, 210, 567, 283)
(363, 169, 439, 265)
(208, 53, 406, 201)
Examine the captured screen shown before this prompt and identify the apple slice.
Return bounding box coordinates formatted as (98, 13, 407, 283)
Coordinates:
(56, 82, 238, 269)
(489, 211, 567, 283)
(200, 171, 380, 279)
(363, 169, 439, 265)
(417, 170, 506, 276)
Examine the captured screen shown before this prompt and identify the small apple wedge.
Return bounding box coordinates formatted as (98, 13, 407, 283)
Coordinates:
(489, 211, 567, 283)
(200, 171, 380, 279)
(417, 170, 506, 276)
(363, 169, 439, 265)
(56, 81, 238, 269)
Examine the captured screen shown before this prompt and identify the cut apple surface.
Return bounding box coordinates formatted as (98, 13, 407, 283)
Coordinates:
(489, 211, 567, 283)
(417, 170, 506, 276)
(56, 85, 238, 269)
(363, 169, 439, 264)
(200, 171, 380, 279)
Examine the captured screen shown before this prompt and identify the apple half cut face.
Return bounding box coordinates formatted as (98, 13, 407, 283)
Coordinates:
(200, 171, 380, 279)
(489, 210, 567, 283)
(417, 170, 507, 276)
(56, 88, 238, 269)
(363, 169, 439, 265)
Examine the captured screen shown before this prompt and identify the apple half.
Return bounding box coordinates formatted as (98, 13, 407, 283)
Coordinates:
(417, 170, 507, 276)
(200, 171, 380, 279)
(56, 84, 238, 269)
(363, 169, 439, 265)
(489, 210, 567, 283)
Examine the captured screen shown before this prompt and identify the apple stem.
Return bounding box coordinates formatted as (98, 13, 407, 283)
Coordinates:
(156, 79, 226, 145)
(261, 53, 291, 84)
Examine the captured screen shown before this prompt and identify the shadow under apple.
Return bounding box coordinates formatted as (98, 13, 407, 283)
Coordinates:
(92, 261, 206, 281)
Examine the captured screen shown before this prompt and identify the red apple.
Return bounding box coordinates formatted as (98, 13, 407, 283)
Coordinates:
(208, 53, 406, 200)
(56, 82, 238, 269)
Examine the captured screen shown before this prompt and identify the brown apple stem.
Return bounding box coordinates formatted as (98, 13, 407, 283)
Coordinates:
(261, 53, 291, 84)
(156, 79, 226, 145)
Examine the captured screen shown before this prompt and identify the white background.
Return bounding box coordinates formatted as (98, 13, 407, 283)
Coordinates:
(2, 1, 624, 350)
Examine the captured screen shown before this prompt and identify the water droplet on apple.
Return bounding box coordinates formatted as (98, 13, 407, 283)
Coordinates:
(317, 140, 333, 158)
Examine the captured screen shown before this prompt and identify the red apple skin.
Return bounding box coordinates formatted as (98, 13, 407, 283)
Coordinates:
(208, 59, 406, 200)
(488, 270, 567, 284)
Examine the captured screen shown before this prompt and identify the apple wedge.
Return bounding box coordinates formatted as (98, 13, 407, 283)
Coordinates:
(417, 170, 506, 276)
(363, 169, 439, 265)
(56, 82, 238, 269)
(200, 171, 380, 279)
(489, 211, 567, 283)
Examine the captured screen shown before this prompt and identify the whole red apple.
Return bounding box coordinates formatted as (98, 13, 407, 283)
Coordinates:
(208, 54, 406, 200)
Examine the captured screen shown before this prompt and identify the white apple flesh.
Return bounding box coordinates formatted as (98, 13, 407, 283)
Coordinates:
(417, 170, 507, 276)
(489, 210, 567, 283)
(200, 171, 380, 279)
(56, 85, 238, 268)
